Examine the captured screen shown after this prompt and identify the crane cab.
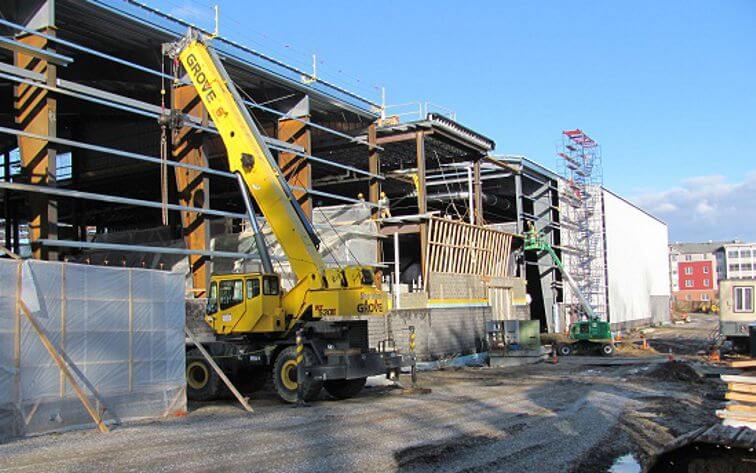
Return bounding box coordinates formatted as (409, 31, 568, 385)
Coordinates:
(205, 273, 286, 335)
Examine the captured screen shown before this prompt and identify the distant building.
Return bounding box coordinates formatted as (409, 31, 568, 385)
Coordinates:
(723, 242, 756, 279)
(669, 241, 732, 307)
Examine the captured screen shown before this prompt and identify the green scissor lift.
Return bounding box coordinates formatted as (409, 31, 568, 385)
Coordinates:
(523, 224, 615, 356)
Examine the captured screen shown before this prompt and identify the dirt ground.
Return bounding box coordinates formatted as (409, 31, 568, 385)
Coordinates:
(0, 314, 726, 473)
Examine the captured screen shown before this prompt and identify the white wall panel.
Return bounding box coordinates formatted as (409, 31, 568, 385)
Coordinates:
(602, 189, 670, 325)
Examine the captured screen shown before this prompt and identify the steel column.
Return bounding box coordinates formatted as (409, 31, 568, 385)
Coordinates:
(473, 160, 483, 224)
(172, 85, 211, 296)
(15, 23, 57, 259)
(416, 132, 427, 276)
(278, 97, 312, 219)
(368, 122, 382, 265)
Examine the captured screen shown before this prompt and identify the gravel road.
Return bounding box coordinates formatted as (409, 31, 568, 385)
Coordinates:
(0, 316, 721, 473)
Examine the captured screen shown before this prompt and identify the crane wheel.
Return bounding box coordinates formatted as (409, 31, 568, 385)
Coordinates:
(601, 343, 615, 356)
(186, 348, 222, 401)
(557, 343, 572, 356)
(273, 346, 323, 403)
(324, 377, 367, 400)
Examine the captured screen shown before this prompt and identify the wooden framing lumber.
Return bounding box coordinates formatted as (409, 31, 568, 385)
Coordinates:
(729, 383, 756, 395)
(425, 216, 515, 284)
(725, 391, 756, 404)
(18, 300, 110, 433)
(185, 327, 253, 413)
(725, 359, 756, 369)
(721, 374, 756, 384)
(726, 402, 756, 414)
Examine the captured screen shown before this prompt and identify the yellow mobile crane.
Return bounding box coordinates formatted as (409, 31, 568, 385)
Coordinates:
(166, 31, 401, 403)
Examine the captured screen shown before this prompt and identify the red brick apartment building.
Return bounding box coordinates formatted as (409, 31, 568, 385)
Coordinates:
(669, 241, 729, 308)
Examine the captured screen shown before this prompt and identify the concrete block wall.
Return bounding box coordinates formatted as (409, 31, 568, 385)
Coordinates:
(428, 273, 487, 300)
(367, 306, 492, 361)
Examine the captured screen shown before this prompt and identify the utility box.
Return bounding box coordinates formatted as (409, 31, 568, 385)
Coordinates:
(487, 320, 541, 352)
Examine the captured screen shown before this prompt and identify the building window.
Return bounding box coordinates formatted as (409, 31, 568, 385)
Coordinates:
(702, 293, 710, 301)
(684, 280, 693, 288)
(729, 264, 739, 272)
(703, 279, 710, 287)
(734, 286, 754, 313)
(672, 269, 677, 274)
(685, 255, 692, 261)
(743, 263, 753, 271)
(684, 267, 693, 275)
(728, 250, 739, 258)
(703, 266, 709, 274)
(741, 250, 752, 258)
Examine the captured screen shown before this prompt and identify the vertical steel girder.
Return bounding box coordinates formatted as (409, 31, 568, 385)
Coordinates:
(172, 85, 211, 295)
(15, 26, 57, 260)
(277, 97, 312, 219)
(416, 132, 427, 276)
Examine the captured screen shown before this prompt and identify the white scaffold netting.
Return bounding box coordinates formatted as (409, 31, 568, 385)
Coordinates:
(0, 259, 185, 441)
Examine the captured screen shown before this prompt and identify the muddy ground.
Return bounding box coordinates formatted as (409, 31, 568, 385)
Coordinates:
(0, 314, 727, 473)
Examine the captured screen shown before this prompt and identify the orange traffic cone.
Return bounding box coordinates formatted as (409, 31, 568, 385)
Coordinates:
(709, 349, 720, 362)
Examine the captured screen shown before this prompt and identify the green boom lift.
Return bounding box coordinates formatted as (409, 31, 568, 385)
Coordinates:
(523, 224, 615, 356)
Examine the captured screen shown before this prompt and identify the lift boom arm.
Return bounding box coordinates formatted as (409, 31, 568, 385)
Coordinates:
(172, 32, 325, 279)
(523, 224, 598, 320)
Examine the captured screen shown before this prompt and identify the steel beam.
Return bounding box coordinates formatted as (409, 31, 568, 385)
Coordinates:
(416, 132, 427, 276)
(0, 17, 382, 150)
(278, 97, 312, 219)
(0, 36, 72, 66)
(172, 85, 211, 295)
(15, 27, 57, 260)
(37, 239, 260, 260)
(0, 181, 246, 220)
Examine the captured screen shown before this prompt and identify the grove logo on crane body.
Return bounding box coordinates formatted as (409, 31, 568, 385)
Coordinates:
(185, 52, 218, 104)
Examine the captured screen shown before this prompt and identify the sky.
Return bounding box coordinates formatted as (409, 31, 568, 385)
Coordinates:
(148, 0, 756, 242)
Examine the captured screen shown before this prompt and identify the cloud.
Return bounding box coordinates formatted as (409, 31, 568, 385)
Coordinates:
(632, 172, 756, 243)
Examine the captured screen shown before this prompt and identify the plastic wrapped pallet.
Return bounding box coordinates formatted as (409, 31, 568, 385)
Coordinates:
(0, 259, 186, 441)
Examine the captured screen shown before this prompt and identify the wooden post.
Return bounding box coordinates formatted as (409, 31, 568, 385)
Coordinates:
(3, 150, 10, 251)
(18, 300, 110, 433)
(128, 269, 133, 393)
(14, 260, 21, 409)
(185, 327, 253, 413)
(59, 264, 66, 397)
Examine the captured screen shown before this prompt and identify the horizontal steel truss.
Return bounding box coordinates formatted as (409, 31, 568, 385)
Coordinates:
(0, 17, 382, 151)
(38, 238, 262, 260)
(0, 74, 381, 209)
(0, 62, 382, 182)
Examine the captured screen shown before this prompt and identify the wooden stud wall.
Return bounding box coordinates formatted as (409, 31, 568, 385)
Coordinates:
(425, 217, 513, 282)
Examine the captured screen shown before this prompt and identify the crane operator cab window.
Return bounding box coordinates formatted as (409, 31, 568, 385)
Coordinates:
(263, 276, 280, 295)
(219, 279, 244, 310)
(207, 281, 218, 314)
(246, 278, 260, 299)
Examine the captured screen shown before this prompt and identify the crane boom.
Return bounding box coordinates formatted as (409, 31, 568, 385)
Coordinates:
(172, 32, 325, 279)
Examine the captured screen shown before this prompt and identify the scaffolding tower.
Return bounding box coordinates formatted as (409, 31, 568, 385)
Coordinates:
(557, 129, 607, 322)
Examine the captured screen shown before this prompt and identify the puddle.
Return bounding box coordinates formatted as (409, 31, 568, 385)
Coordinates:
(609, 454, 641, 473)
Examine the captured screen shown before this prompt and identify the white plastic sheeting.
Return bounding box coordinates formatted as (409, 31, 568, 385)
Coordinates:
(215, 203, 382, 289)
(602, 189, 670, 327)
(0, 259, 185, 441)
